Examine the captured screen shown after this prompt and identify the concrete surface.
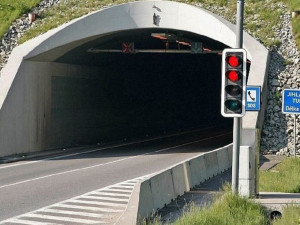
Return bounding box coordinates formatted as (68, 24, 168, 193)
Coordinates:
(0, 129, 232, 221)
(135, 144, 233, 222)
(255, 192, 300, 213)
(155, 154, 299, 223)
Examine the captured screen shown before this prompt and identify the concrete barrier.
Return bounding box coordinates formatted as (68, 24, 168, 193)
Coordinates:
(171, 162, 191, 197)
(189, 156, 207, 187)
(150, 170, 176, 211)
(136, 144, 233, 222)
(204, 151, 219, 179)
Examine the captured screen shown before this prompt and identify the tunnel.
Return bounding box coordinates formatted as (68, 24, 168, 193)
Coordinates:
(0, 1, 269, 156)
(43, 28, 232, 147)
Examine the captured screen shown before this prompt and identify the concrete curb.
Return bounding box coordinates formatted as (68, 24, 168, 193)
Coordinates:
(117, 144, 233, 224)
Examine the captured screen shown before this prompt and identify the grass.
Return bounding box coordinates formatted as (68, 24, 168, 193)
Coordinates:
(144, 181, 300, 225)
(284, 0, 300, 51)
(144, 157, 300, 225)
(259, 157, 300, 193)
(0, 0, 41, 38)
(144, 184, 269, 225)
(272, 205, 300, 225)
(171, 194, 268, 225)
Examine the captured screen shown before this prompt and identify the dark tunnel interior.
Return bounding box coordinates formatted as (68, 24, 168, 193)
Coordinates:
(49, 29, 234, 147)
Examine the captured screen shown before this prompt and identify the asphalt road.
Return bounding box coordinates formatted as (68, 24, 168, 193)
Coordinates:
(0, 128, 232, 221)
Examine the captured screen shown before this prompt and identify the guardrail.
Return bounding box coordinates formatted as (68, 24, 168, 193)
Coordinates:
(117, 144, 233, 224)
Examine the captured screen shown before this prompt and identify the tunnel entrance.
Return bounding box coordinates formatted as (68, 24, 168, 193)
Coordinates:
(47, 29, 232, 148)
(0, 0, 267, 157)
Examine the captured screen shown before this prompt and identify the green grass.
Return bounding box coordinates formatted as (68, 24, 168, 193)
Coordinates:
(171, 194, 267, 225)
(144, 184, 268, 225)
(273, 205, 300, 225)
(284, 0, 300, 51)
(259, 157, 300, 193)
(0, 0, 41, 38)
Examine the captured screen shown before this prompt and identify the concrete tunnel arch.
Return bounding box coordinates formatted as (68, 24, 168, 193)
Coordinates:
(0, 1, 269, 157)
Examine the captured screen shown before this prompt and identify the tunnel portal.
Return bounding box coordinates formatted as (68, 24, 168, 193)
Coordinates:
(46, 28, 231, 147)
(0, 0, 269, 157)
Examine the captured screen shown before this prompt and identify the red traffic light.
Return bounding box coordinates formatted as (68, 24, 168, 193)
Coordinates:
(226, 70, 241, 82)
(227, 55, 241, 67)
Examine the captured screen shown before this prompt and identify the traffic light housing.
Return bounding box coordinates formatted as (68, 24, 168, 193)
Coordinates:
(221, 48, 247, 117)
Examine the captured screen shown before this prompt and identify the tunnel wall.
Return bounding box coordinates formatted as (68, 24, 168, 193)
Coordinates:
(0, 62, 104, 156)
(0, 56, 224, 156)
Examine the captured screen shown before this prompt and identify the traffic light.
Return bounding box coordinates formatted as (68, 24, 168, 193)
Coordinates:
(221, 48, 247, 117)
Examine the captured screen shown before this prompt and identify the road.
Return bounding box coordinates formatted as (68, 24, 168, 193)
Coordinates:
(0, 128, 231, 222)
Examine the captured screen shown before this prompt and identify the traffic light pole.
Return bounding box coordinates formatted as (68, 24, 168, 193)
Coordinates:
(232, 0, 244, 194)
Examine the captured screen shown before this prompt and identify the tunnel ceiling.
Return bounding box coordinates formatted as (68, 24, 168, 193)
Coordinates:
(55, 28, 228, 67)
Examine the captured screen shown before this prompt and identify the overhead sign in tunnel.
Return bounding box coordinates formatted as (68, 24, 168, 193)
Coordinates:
(0, 1, 269, 157)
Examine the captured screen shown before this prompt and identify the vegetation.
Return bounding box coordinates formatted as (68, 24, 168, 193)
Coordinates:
(272, 205, 300, 225)
(259, 157, 300, 193)
(143, 184, 268, 225)
(284, 0, 300, 51)
(0, 0, 299, 51)
(0, 0, 41, 38)
(171, 193, 267, 225)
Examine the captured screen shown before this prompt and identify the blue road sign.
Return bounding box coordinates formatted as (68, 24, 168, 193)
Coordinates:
(245, 86, 260, 111)
(282, 89, 300, 114)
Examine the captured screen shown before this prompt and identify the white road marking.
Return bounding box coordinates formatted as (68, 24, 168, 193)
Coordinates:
(69, 199, 127, 208)
(22, 213, 102, 224)
(55, 204, 123, 213)
(116, 183, 135, 187)
(0, 132, 229, 190)
(0, 176, 149, 225)
(103, 188, 132, 193)
(4, 218, 62, 225)
(81, 195, 129, 202)
(111, 185, 133, 190)
(40, 208, 105, 218)
(0, 128, 212, 170)
(90, 192, 131, 198)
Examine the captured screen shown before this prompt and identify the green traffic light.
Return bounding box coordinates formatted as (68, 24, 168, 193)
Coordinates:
(225, 100, 242, 112)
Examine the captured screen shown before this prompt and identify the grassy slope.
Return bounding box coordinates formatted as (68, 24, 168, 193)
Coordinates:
(145, 185, 269, 225)
(0, 0, 41, 38)
(172, 193, 268, 225)
(259, 157, 300, 193)
(0, 0, 299, 52)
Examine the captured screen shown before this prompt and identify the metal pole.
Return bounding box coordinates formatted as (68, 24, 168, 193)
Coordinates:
(232, 117, 240, 193)
(294, 115, 297, 157)
(236, 0, 244, 48)
(232, 0, 244, 194)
